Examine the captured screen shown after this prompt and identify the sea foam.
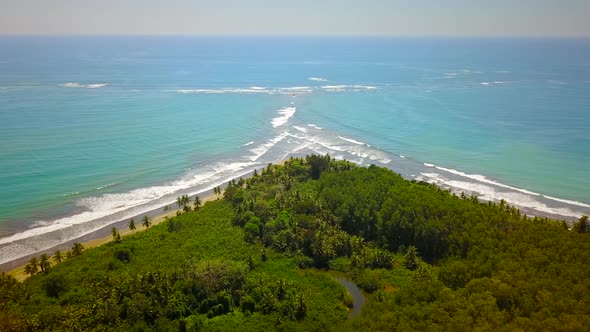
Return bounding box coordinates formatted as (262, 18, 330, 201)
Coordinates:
(271, 107, 297, 128)
(338, 136, 366, 145)
(321, 85, 378, 92)
(61, 82, 110, 89)
(307, 123, 323, 130)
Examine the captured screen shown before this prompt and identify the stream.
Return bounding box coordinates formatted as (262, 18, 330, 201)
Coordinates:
(336, 278, 366, 318)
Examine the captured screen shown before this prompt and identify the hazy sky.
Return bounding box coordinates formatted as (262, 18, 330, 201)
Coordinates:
(1, 0, 589, 37)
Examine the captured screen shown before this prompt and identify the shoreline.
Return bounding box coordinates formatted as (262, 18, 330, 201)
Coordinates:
(5, 191, 224, 281)
(3, 158, 292, 281)
(1, 155, 585, 279)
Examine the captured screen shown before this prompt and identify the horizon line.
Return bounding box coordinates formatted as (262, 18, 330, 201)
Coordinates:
(1, 33, 589, 40)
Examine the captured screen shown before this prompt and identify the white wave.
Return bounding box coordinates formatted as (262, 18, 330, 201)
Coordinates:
(307, 123, 323, 130)
(292, 126, 308, 133)
(61, 82, 109, 89)
(249, 132, 289, 161)
(271, 107, 297, 128)
(445, 73, 458, 76)
(419, 172, 446, 183)
(417, 173, 584, 219)
(309, 77, 329, 82)
(481, 81, 506, 86)
(176, 86, 312, 95)
(0, 158, 266, 264)
(242, 141, 255, 147)
(176, 88, 270, 94)
(350, 151, 369, 158)
(424, 163, 435, 167)
(321, 85, 378, 92)
(443, 180, 582, 218)
(96, 182, 118, 190)
(278, 87, 313, 94)
(542, 195, 590, 209)
(338, 136, 366, 145)
(400, 155, 406, 158)
(433, 165, 540, 196)
(462, 70, 483, 74)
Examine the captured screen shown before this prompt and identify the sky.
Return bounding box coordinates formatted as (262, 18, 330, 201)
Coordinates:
(1, 0, 589, 37)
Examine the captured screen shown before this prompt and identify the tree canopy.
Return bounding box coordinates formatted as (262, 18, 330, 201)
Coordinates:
(1, 155, 589, 331)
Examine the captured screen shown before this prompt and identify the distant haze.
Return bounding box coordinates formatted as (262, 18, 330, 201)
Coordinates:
(1, 0, 589, 37)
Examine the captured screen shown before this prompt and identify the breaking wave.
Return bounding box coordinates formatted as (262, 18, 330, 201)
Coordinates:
(61, 82, 110, 89)
(271, 107, 297, 128)
(1, 105, 588, 267)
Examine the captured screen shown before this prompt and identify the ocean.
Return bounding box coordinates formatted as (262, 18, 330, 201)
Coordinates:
(1, 36, 589, 266)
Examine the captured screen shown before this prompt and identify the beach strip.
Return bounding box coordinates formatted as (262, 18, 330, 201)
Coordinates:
(7, 192, 223, 281)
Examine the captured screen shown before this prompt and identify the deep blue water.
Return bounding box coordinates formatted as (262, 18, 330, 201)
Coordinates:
(1, 36, 589, 264)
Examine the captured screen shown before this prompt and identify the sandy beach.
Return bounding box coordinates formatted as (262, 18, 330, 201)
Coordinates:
(6, 191, 223, 281)
(3, 159, 292, 281)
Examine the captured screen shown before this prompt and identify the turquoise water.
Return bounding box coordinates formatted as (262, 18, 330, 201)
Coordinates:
(1, 37, 589, 264)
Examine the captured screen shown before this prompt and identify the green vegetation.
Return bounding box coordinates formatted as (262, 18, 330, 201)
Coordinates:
(1, 155, 589, 331)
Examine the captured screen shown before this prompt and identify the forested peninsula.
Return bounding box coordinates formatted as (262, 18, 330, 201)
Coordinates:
(1, 155, 589, 331)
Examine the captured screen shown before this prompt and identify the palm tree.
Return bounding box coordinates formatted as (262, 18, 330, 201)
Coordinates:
(176, 196, 184, 209)
(24, 263, 36, 276)
(163, 205, 170, 212)
(65, 250, 73, 259)
(72, 242, 84, 256)
(129, 218, 136, 232)
(142, 215, 151, 228)
(28, 257, 38, 272)
(39, 254, 51, 273)
(111, 227, 120, 242)
(53, 250, 63, 264)
(404, 245, 420, 271)
(194, 195, 202, 211)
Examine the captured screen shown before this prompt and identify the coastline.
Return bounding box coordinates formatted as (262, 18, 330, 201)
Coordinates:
(6, 191, 224, 281)
(2, 156, 586, 280)
(3, 158, 291, 281)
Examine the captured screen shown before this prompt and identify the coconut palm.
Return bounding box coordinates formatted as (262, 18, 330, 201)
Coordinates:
(39, 254, 51, 273)
(129, 218, 136, 232)
(28, 257, 38, 272)
(142, 215, 151, 228)
(194, 195, 202, 211)
(176, 196, 183, 209)
(24, 263, 36, 276)
(163, 205, 170, 212)
(53, 250, 63, 264)
(72, 242, 84, 256)
(111, 227, 120, 242)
